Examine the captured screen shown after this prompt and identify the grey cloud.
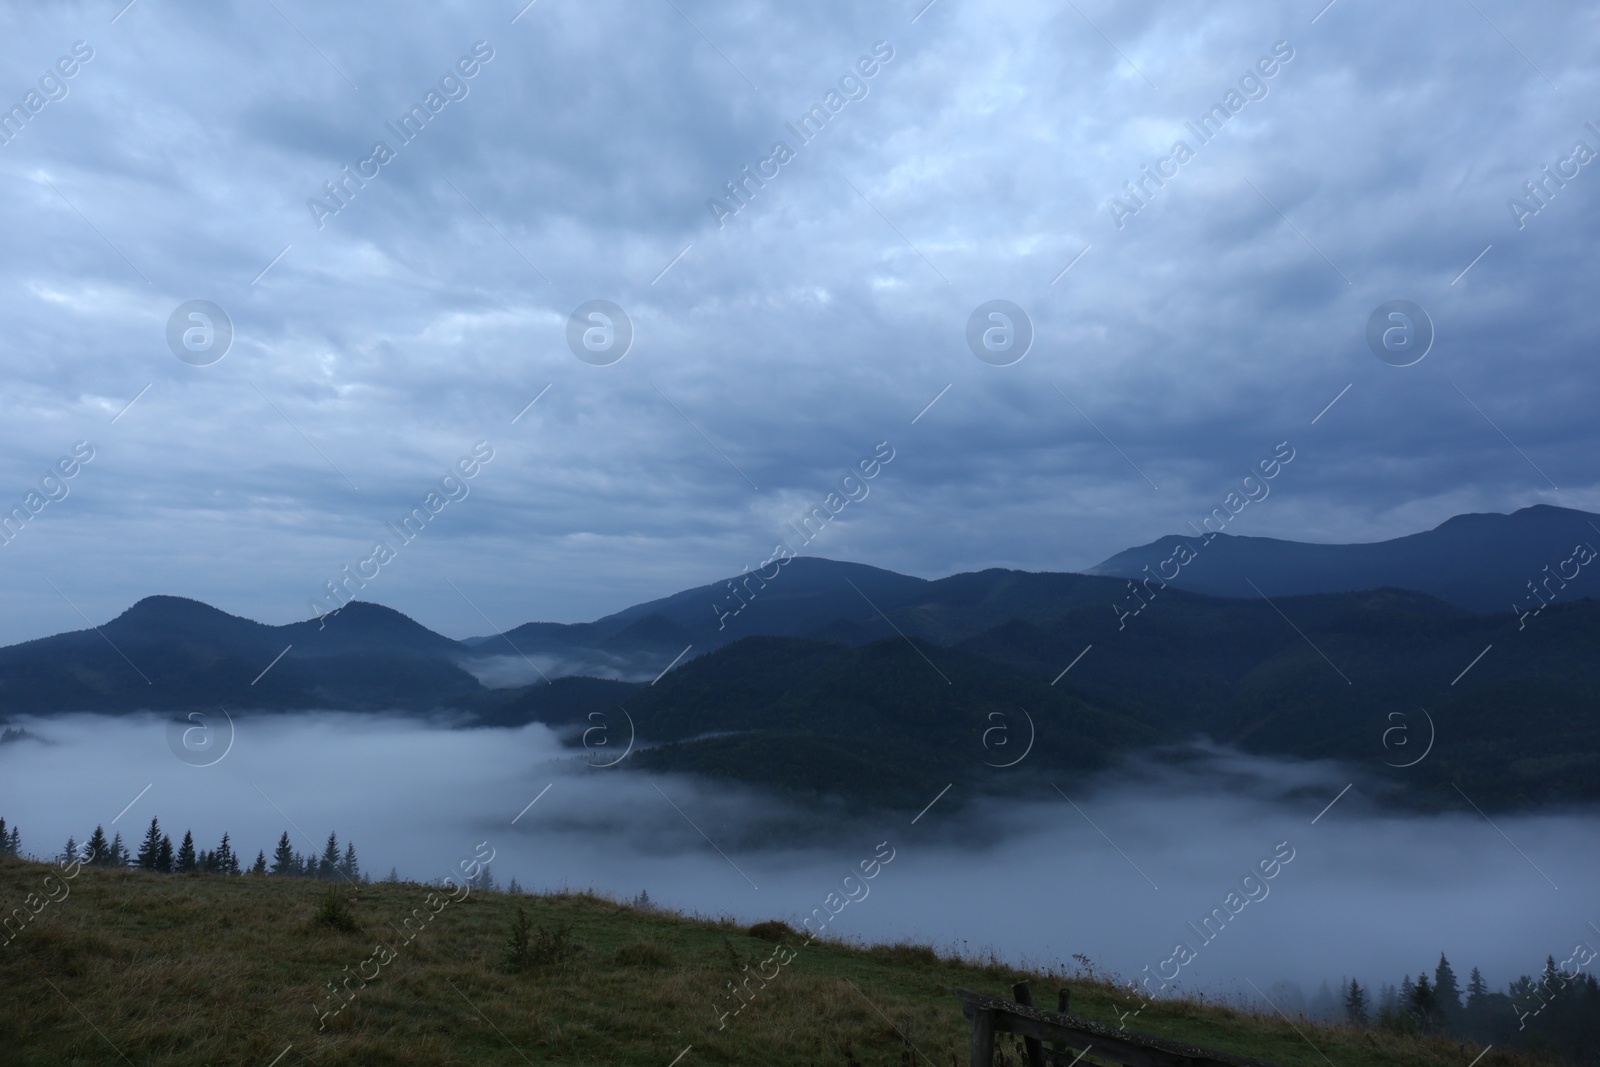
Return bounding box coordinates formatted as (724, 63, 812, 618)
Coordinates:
(0, 0, 1596, 645)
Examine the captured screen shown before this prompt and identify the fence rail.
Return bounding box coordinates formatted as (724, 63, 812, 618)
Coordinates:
(958, 983, 1283, 1067)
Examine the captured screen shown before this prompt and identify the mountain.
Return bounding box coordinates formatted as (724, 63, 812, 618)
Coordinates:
(2, 508, 1598, 811)
(0, 596, 482, 713)
(464, 577, 1600, 810)
(619, 634, 1156, 808)
(1088, 504, 1600, 612)
(458, 557, 1128, 684)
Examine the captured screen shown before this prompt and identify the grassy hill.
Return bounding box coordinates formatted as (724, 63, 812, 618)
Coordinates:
(0, 856, 1557, 1067)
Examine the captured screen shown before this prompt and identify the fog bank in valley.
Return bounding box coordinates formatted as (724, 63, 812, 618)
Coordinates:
(1, 714, 1592, 1000)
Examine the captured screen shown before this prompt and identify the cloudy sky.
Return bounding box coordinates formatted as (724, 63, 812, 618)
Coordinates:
(2, 0, 1596, 645)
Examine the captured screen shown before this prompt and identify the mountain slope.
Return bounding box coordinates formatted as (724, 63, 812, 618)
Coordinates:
(1089, 505, 1600, 612)
(1, 857, 1542, 1067)
(955, 587, 1600, 809)
(0, 597, 482, 713)
(616, 634, 1155, 807)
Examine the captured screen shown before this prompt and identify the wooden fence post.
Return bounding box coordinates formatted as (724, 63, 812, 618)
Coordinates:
(1012, 981, 1046, 1067)
(1053, 988, 1071, 1060)
(969, 1006, 997, 1067)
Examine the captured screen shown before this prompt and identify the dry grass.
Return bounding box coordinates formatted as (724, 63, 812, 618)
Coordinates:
(0, 855, 1561, 1066)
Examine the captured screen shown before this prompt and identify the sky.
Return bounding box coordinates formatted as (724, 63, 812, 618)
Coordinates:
(2, 0, 1598, 646)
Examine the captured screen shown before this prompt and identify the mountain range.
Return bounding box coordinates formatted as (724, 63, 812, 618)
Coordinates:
(2, 504, 1596, 811)
(1089, 503, 1600, 612)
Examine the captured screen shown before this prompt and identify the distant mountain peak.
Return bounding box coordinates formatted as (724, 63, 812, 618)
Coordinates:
(112, 595, 250, 627)
(1091, 505, 1600, 611)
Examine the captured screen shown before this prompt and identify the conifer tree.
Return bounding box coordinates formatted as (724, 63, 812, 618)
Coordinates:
(85, 825, 110, 866)
(215, 833, 239, 875)
(1344, 978, 1369, 1024)
(319, 833, 340, 881)
(1538, 955, 1565, 1011)
(385, 866, 399, 883)
(0, 817, 12, 856)
(340, 842, 359, 882)
(271, 832, 296, 876)
(138, 818, 163, 869)
(8, 826, 17, 856)
(109, 832, 127, 868)
(1466, 966, 1488, 1013)
(1378, 981, 1398, 1014)
(1435, 954, 1462, 1017)
(157, 835, 174, 872)
(176, 830, 197, 872)
(250, 850, 267, 875)
(62, 835, 79, 864)
(1408, 973, 1439, 1031)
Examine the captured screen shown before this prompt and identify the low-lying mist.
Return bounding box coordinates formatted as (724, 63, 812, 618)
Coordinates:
(1, 713, 1593, 1003)
(460, 651, 658, 686)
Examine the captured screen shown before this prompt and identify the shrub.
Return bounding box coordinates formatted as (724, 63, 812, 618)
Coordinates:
(748, 920, 796, 943)
(504, 906, 531, 971)
(504, 907, 580, 972)
(867, 942, 940, 966)
(313, 889, 358, 932)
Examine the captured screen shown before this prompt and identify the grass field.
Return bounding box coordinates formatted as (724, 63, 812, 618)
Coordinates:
(0, 855, 1555, 1066)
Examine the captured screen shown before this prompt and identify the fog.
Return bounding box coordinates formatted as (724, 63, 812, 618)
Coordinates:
(460, 650, 658, 686)
(2, 714, 1593, 1002)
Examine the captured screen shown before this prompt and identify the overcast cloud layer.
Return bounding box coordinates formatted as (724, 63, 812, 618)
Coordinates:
(1, 0, 1597, 643)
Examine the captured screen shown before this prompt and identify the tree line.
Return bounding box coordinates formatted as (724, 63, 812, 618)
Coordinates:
(1334, 952, 1600, 1064)
(0, 816, 364, 882)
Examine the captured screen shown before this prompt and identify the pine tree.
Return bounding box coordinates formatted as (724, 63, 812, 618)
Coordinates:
(1408, 973, 1439, 1031)
(385, 866, 399, 883)
(62, 835, 79, 864)
(176, 831, 197, 873)
(199, 849, 214, 872)
(1538, 955, 1565, 1009)
(109, 832, 127, 868)
(251, 850, 267, 875)
(1435, 954, 1462, 1018)
(85, 825, 110, 866)
(507, 876, 523, 895)
(1466, 966, 1488, 1006)
(340, 842, 359, 882)
(216, 833, 240, 875)
(157, 835, 173, 872)
(138, 818, 163, 869)
(1344, 978, 1369, 1024)
(319, 833, 340, 881)
(6, 825, 17, 857)
(0, 817, 11, 856)
(271, 832, 296, 876)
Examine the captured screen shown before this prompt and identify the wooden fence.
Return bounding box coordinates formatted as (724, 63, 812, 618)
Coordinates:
(958, 983, 1282, 1067)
